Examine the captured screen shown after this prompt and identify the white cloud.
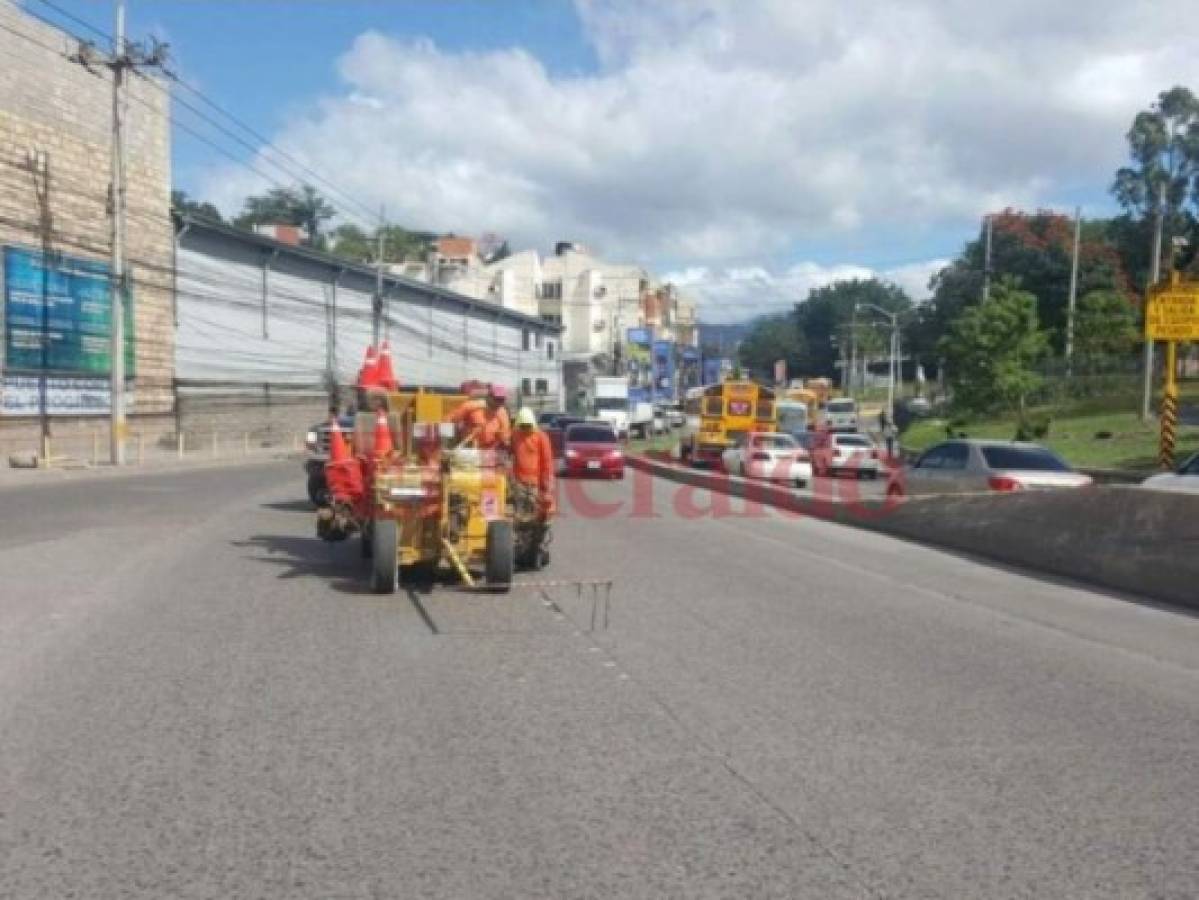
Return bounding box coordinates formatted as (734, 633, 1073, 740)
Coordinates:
(666, 258, 950, 323)
(197, 0, 1199, 291)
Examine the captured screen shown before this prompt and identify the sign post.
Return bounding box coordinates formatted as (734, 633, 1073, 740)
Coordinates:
(1144, 272, 1199, 469)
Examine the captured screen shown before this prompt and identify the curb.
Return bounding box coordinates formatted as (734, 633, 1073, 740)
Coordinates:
(0, 451, 300, 492)
(627, 453, 1198, 611)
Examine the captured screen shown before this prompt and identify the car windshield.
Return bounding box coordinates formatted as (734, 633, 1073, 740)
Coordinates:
(594, 398, 627, 412)
(826, 400, 855, 413)
(836, 435, 870, 447)
(751, 435, 796, 449)
(567, 425, 617, 443)
(981, 445, 1071, 472)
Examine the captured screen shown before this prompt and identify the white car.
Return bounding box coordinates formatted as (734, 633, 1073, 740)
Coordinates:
(811, 431, 884, 478)
(1141, 452, 1199, 494)
(822, 397, 859, 432)
(721, 432, 811, 487)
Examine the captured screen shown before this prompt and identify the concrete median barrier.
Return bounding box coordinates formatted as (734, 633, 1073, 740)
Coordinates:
(628, 453, 1199, 609)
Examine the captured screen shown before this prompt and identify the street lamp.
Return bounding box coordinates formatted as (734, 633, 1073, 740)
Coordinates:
(854, 303, 899, 423)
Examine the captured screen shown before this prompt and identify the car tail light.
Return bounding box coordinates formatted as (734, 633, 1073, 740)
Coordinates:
(988, 475, 1024, 492)
(606, 449, 623, 460)
(751, 452, 771, 462)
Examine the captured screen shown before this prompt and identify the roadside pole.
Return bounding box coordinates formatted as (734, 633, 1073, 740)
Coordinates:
(982, 213, 993, 303)
(109, 0, 127, 465)
(1160, 339, 1178, 469)
(69, 1, 167, 464)
(1141, 182, 1166, 422)
(1065, 206, 1080, 376)
(1145, 269, 1199, 469)
(372, 205, 385, 345)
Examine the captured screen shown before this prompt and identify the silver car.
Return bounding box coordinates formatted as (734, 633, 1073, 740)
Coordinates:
(1141, 452, 1199, 494)
(899, 439, 1092, 496)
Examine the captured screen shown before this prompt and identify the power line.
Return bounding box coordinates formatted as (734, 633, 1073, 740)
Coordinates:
(10, 2, 384, 233)
(162, 72, 383, 226)
(29, 0, 111, 45)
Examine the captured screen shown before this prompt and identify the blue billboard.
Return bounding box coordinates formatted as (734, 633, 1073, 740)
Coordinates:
(702, 356, 729, 386)
(626, 327, 652, 347)
(3, 247, 134, 376)
(651, 339, 675, 402)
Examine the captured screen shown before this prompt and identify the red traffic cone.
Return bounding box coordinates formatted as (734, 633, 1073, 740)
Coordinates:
(376, 341, 398, 391)
(372, 410, 394, 457)
(328, 417, 350, 463)
(357, 345, 379, 389)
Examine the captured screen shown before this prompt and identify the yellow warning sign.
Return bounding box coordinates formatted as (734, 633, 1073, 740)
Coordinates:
(1146, 283, 1199, 340)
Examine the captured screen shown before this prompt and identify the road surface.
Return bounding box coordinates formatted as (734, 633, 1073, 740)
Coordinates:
(1, 461, 1196, 898)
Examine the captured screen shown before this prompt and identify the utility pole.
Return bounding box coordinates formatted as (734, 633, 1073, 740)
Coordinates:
(1065, 206, 1081, 375)
(982, 214, 993, 303)
(72, 1, 167, 464)
(856, 303, 898, 423)
(1141, 181, 1167, 422)
(109, 0, 127, 465)
(373, 205, 385, 344)
(848, 309, 857, 398)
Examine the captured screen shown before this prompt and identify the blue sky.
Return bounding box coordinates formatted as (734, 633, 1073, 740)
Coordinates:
(20, 1, 1199, 321)
(34, 0, 598, 194)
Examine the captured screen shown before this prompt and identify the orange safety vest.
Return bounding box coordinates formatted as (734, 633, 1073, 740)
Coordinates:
(512, 428, 554, 491)
(477, 406, 511, 449)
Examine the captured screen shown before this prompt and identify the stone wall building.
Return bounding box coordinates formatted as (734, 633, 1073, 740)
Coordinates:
(0, 0, 174, 458)
(0, 2, 561, 461)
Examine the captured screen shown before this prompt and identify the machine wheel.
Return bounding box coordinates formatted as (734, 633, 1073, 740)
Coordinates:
(360, 521, 373, 559)
(307, 473, 330, 508)
(370, 519, 398, 594)
(485, 520, 514, 591)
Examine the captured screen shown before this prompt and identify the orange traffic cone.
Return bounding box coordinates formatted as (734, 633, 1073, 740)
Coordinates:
(372, 410, 394, 457)
(357, 345, 379, 389)
(328, 417, 350, 463)
(376, 341, 398, 391)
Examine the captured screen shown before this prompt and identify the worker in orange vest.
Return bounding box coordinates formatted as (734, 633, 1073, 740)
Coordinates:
(450, 383, 511, 449)
(510, 406, 554, 568)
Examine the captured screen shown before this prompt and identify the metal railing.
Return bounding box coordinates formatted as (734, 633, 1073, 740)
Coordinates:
(0, 428, 305, 469)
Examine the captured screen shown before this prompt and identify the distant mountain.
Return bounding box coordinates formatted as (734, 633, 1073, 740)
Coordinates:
(697, 323, 750, 354)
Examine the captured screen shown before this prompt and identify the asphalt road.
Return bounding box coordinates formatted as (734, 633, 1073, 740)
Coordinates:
(1, 461, 1197, 898)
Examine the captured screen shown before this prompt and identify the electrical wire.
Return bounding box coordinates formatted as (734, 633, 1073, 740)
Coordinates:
(28, 0, 110, 45)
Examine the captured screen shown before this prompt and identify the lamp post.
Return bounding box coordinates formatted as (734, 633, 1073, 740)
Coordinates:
(855, 303, 899, 423)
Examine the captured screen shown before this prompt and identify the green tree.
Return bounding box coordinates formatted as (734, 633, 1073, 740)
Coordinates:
(793, 278, 911, 380)
(939, 280, 1049, 417)
(1073, 290, 1139, 362)
(914, 211, 1134, 360)
(329, 223, 374, 262)
(170, 190, 223, 224)
(1110, 86, 1199, 281)
(737, 315, 807, 381)
(233, 183, 336, 247)
(329, 223, 439, 266)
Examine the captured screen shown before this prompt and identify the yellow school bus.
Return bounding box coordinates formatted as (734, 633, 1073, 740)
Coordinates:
(681, 381, 778, 465)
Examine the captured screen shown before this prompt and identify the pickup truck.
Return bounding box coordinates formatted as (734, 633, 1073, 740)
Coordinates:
(302, 416, 355, 506)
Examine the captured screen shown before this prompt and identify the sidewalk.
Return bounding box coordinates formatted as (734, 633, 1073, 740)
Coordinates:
(0, 445, 302, 491)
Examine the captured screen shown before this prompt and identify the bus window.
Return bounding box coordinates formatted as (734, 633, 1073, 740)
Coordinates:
(755, 400, 774, 419)
(704, 397, 723, 416)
